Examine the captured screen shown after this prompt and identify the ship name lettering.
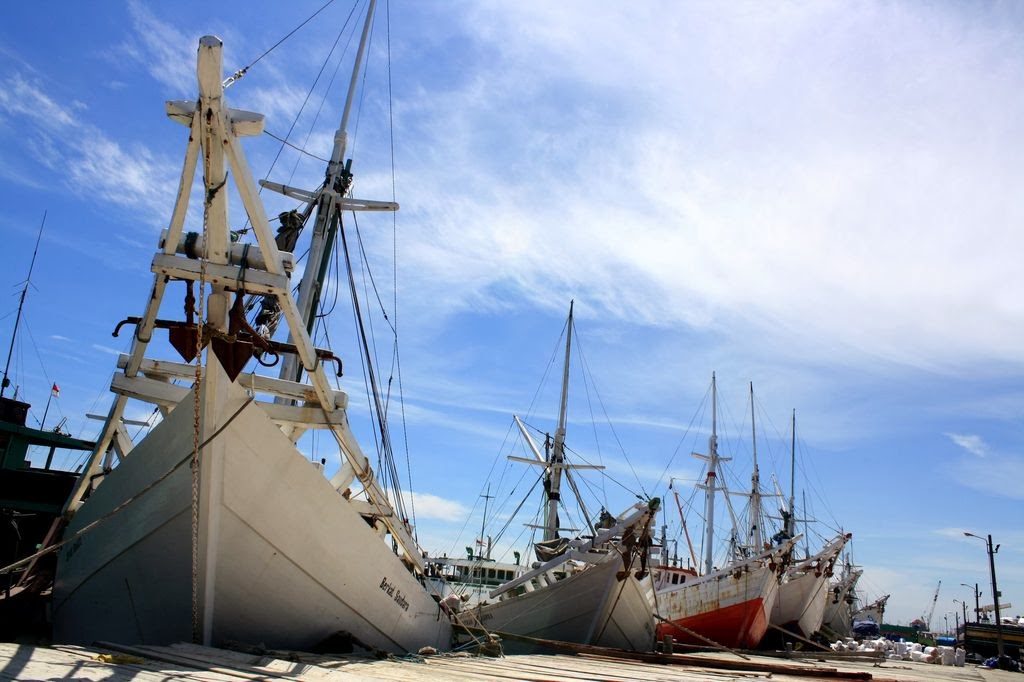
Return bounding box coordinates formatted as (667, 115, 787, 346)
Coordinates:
(380, 577, 409, 610)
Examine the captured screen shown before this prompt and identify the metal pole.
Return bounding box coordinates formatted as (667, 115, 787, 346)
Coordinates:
(975, 583, 981, 624)
(986, 534, 1004, 657)
(966, 532, 1004, 657)
(479, 484, 493, 560)
(962, 582, 981, 623)
(2, 212, 46, 399)
(40, 390, 53, 431)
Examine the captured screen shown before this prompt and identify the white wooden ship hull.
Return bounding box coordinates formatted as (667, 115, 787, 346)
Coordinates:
(852, 594, 888, 625)
(822, 597, 852, 638)
(772, 568, 826, 638)
(771, 533, 850, 638)
(821, 568, 862, 638)
(53, 363, 451, 653)
(469, 554, 655, 652)
(50, 17, 455, 654)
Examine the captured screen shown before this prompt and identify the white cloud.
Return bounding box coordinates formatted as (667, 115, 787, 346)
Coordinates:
(384, 1, 1024, 376)
(92, 344, 126, 357)
(935, 527, 973, 541)
(0, 74, 76, 128)
(124, 0, 196, 95)
(68, 137, 170, 213)
(0, 73, 177, 225)
(403, 491, 470, 522)
(947, 433, 988, 457)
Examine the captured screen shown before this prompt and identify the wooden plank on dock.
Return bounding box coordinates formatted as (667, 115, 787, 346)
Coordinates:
(456, 626, 871, 680)
(551, 653, 765, 681)
(2, 641, 1000, 682)
(425, 654, 636, 682)
(1, 642, 243, 681)
(95, 641, 388, 681)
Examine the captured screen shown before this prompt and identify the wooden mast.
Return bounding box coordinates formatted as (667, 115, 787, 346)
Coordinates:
(544, 300, 574, 543)
(788, 409, 796, 538)
(702, 373, 718, 574)
(692, 372, 733, 574)
(748, 382, 763, 550)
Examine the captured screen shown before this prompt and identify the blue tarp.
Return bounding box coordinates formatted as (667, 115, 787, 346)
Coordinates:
(852, 619, 880, 637)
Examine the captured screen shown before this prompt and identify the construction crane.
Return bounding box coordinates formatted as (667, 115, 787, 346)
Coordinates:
(924, 580, 941, 630)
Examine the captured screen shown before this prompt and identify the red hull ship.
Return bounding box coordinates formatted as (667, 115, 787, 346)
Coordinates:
(655, 541, 795, 649)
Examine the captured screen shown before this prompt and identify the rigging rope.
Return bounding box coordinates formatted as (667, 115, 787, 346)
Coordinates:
(654, 379, 710, 492)
(487, 474, 545, 549)
(263, 130, 329, 163)
(381, 0, 417, 537)
(338, 210, 408, 524)
(222, 0, 340, 89)
(276, 6, 358, 188)
(234, 2, 358, 240)
(574, 327, 647, 499)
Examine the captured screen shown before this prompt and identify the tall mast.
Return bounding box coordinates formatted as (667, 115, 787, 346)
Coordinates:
(278, 0, 380, 384)
(544, 300, 573, 543)
(479, 484, 493, 559)
(702, 373, 719, 574)
(2, 211, 46, 400)
(788, 409, 796, 538)
(748, 382, 762, 550)
(801, 489, 810, 558)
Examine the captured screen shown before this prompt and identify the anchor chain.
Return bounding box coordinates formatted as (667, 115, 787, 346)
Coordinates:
(190, 254, 205, 645)
(191, 101, 221, 645)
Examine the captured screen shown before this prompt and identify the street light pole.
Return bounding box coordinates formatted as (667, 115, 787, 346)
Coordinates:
(964, 531, 1004, 657)
(961, 582, 981, 624)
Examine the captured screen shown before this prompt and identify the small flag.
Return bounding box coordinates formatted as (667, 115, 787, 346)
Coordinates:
(51, 382, 60, 398)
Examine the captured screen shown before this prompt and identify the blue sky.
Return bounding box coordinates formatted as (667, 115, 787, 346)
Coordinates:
(2, 1, 1022, 629)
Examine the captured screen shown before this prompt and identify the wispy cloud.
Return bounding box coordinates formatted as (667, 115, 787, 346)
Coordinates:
(123, 0, 196, 95)
(388, 2, 1024, 376)
(947, 433, 988, 457)
(935, 527, 974, 541)
(954, 453, 1024, 501)
(0, 74, 76, 128)
(0, 73, 176, 225)
(92, 344, 126, 357)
